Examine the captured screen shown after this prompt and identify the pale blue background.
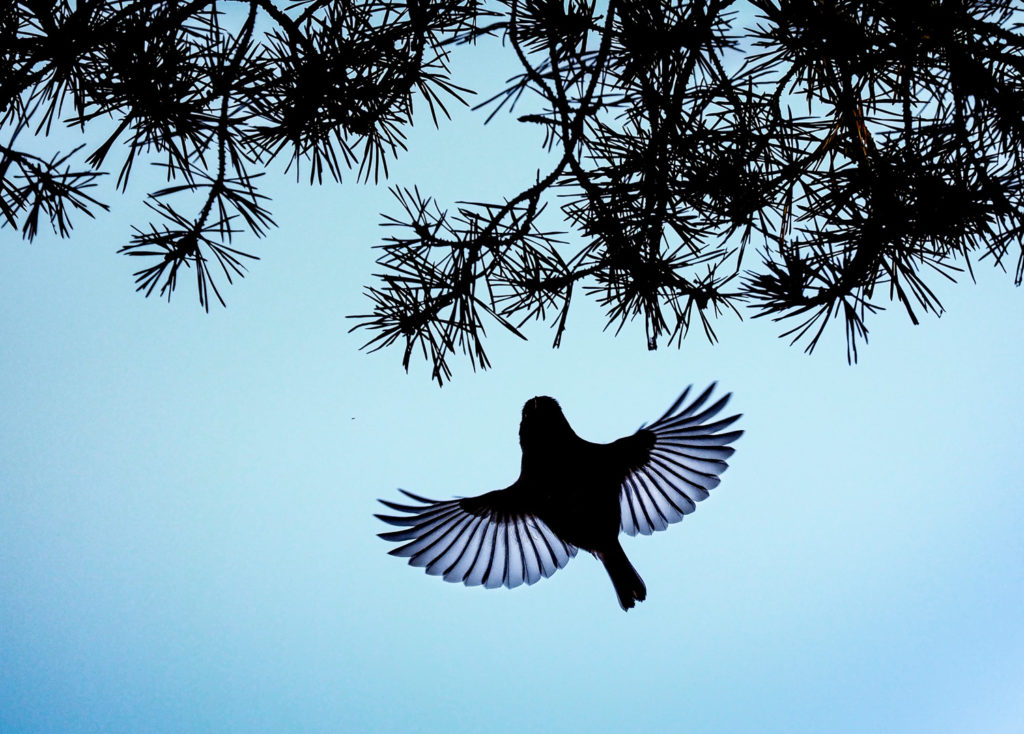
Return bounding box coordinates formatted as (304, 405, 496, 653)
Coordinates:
(2, 22, 1023, 734)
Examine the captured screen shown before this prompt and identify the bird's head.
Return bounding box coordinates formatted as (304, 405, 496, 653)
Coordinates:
(520, 396, 574, 450)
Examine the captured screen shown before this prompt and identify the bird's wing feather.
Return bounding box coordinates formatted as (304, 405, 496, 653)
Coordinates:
(376, 488, 578, 589)
(617, 383, 742, 536)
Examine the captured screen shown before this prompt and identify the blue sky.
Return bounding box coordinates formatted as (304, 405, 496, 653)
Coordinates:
(2, 14, 1024, 734)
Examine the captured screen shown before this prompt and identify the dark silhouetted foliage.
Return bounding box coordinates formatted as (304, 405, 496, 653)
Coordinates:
(4, 0, 1023, 382)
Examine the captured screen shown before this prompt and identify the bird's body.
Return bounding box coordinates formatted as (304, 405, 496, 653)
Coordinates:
(377, 385, 741, 610)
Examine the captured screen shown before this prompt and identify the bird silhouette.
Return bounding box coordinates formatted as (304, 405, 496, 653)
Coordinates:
(376, 384, 742, 610)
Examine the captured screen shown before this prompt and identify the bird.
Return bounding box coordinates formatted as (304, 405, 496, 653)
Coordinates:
(375, 384, 742, 611)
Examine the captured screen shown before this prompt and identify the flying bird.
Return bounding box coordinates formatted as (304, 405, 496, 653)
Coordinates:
(376, 384, 742, 610)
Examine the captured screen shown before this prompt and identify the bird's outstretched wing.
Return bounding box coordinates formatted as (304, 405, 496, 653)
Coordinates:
(376, 488, 578, 589)
(618, 384, 742, 536)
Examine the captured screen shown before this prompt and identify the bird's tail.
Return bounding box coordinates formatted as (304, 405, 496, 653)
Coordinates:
(597, 542, 646, 611)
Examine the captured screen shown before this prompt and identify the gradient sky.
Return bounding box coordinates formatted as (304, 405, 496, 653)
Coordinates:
(2, 11, 1023, 734)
